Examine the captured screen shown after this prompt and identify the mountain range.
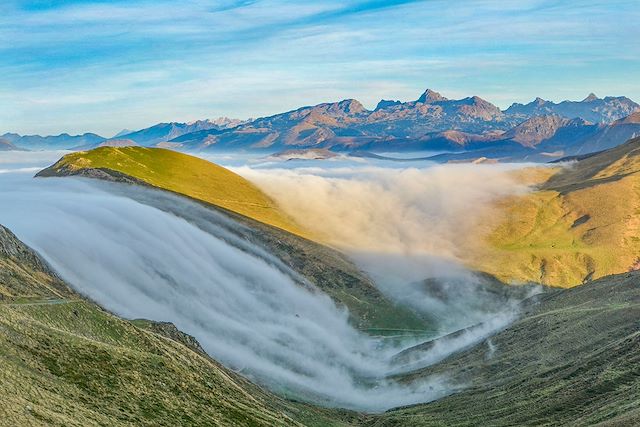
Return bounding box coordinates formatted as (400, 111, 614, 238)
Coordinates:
(3, 91, 639, 161)
(1, 117, 245, 151)
(170, 90, 638, 154)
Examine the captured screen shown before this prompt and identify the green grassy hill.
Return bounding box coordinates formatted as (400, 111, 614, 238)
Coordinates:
(468, 136, 640, 287)
(372, 271, 640, 426)
(37, 147, 306, 238)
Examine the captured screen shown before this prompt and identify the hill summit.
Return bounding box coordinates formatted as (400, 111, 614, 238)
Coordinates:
(38, 147, 305, 237)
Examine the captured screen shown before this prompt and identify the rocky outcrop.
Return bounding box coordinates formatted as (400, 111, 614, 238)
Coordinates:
(501, 115, 571, 147)
(0, 225, 73, 298)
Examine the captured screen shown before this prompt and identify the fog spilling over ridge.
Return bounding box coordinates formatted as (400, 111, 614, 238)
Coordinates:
(234, 163, 530, 258)
(0, 152, 531, 412)
(234, 161, 537, 329)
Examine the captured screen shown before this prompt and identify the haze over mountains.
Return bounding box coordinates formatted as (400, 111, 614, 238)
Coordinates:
(3, 90, 639, 161)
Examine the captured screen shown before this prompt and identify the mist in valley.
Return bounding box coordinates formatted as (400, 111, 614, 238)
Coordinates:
(0, 152, 539, 412)
(234, 160, 540, 331)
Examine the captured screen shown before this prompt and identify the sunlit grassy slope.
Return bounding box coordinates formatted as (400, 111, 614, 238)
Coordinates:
(468, 137, 640, 287)
(40, 147, 306, 237)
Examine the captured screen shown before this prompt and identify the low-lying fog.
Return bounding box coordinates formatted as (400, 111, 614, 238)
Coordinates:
(0, 151, 537, 412)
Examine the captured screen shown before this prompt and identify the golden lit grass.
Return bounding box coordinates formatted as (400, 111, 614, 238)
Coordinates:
(467, 138, 640, 287)
(50, 147, 307, 238)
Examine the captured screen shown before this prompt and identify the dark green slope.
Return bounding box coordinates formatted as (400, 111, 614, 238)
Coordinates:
(371, 272, 640, 426)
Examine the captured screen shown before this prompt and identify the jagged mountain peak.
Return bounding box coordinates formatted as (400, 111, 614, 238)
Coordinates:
(307, 99, 367, 116)
(506, 93, 638, 123)
(417, 89, 447, 103)
(502, 114, 571, 146)
(582, 93, 599, 102)
(336, 98, 367, 114)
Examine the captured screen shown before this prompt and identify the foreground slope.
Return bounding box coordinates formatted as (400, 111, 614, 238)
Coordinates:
(469, 136, 640, 287)
(0, 225, 357, 427)
(37, 147, 426, 331)
(3, 223, 638, 426)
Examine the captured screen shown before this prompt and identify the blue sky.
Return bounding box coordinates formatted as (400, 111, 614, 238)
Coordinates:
(1, 0, 639, 136)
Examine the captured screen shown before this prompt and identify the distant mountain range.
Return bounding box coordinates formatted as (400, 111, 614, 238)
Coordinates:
(2, 90, 639, 161)
(505, 93, 638, 123)
(1, 132, 105, 151)
(158, 90, 640, 158)
(112, 117, 246, 146)
(1, 117, 245, 151)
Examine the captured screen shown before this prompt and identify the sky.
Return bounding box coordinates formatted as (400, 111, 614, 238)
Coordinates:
(1, 0, 639, 136)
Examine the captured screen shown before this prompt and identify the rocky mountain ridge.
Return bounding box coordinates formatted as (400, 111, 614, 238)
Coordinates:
(169, 89, 639, 153)
(4, 90, 638, 155)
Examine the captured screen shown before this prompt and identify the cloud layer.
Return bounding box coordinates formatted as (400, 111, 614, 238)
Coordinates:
(0, 153, 537, 411)
(236, 161, 538, 329)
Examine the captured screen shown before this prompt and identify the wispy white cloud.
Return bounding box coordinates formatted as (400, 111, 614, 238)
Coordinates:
(1, 0, 639, 135)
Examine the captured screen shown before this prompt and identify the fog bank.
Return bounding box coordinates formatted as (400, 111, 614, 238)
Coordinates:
(0, 166, 464, 412)
(0, 154, 535, 411)
(236, 162, 536, 330)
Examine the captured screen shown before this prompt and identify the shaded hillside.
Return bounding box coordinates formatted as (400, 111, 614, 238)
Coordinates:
(0, 137, 20, 151)
(424, 115, 640, 163)
(0, 224, 355, 427)
(0, 226, 74, 299)
(468, 137, 640, 286)
(552, 111, 640, 155)
(501, 115, 598, 148)
(373, 271, 640, 426)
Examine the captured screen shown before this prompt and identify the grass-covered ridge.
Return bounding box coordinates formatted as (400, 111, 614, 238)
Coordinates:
(467, 136, 640, 287)
(38, 146, 306, 237)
